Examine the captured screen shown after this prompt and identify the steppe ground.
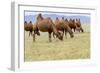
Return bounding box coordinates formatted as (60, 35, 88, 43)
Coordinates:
(24, 24, 90, 61)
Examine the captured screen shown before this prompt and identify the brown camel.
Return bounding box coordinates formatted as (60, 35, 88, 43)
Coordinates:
(33, 13, 63, 42)
(53, 17, 74, 38)
(24, 21, 33, 36)
(24, 21, 40, 37)
(65, 18, 84, 32)
(66, 19, 78, 32)
(75, 19, 84, 32)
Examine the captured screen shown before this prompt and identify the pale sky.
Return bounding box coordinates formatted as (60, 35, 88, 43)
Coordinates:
(24, 11, 90, 16)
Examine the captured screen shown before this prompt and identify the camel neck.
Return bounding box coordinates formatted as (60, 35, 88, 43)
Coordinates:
(51, 21, 57, 34)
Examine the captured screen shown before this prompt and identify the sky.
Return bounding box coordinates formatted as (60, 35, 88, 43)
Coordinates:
(24, 11, 90, 16)
(24, 11, 91, 24)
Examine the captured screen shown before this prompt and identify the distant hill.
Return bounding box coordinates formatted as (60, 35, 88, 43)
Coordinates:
(24, 14, 90, 24)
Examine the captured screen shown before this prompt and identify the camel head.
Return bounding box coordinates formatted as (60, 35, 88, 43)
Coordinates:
(56, 31, 63, 41)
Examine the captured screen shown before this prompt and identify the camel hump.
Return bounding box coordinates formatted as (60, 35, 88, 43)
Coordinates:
(72, 19, 75, 22)
(37, 13, 44, 20)
(38, 13, 42, 16)
(47, 17, 51, 19)
(76, 18, 78, 21)
(56, 17, 59, 20)
(75, 18, 80, 23)
(24, 21, 27, 24)
(78, 18, 80, 22)
(76, 18, 80, 21)
(62, 17, 64, 20)
(28, 21, 33, 28)
(65, 18, 68, 21)
(37, 13, 42, 18)
(46, 17, 52, 22)
(69, 18, 73, 21)
(29, 21, 32, 24)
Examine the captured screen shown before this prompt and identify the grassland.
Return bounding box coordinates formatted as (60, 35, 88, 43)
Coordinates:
(24, 24, 90, 61)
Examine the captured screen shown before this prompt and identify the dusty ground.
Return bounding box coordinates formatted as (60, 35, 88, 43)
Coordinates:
(24, 24, 90, 61)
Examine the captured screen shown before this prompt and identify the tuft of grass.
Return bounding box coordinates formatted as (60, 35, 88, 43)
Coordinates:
(24, 25, 90, 61)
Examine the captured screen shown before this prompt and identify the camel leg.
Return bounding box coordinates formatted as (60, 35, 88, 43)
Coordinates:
(62, 30, 64, 38)
(29, 31, 30, 37)
(49, 32, 52, 42)
(67, 28, 74, 38)
(65, 30, 67, 39)
(79, 29, 80, 32)
(30, 31, 32, 36)
(74, 28, 76, 32)
(80, 27, 84, 32)
(53, 32, 55, 38)
(33, 31, 35, 42)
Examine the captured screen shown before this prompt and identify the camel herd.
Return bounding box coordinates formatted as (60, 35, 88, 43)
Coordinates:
(24, 13, 84, 42)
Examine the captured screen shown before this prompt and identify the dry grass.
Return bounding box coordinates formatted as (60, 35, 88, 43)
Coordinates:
(24, 25, 90, 61)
